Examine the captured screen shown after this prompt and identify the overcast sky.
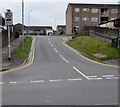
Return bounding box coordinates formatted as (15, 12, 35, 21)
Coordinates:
(0, 0, 120, 29)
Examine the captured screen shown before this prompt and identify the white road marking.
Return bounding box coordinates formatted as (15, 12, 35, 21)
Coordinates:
(73, 66, 89, 80)
(102, 75, 114, 77)
(0, 82, 5, 85)
(49, 41, 51, 44)
(65, 38, 67, 41)
(48, 38, 50, 41)
(54, 48, 58, 53)
(10, 82, 17, 84)
(60, 55, 69, 63)
(51, 44, 53, 47)
(87, 76, 98, 78)
(88, 78, 103, 80)
(62, 38, 66, 42)
(30, 80, 44, 83)
(49, 79, 63, 82)
(106, 77, 119, 79)
(68, 78, 82, 81)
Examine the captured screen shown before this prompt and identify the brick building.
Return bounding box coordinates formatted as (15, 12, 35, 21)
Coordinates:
(66, 3, 120, 35)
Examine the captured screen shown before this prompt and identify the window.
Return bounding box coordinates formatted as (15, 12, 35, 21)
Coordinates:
(91, 18, 98, 22)
(111, 18, 117, 20)
(82, 8, 89, 12)
(111, 9, 118, 13)
(74, 17, 80, 21)
(75, 8, 80, 12)
(74, 26, 80, 30)
(92, 9, 98, 13)
(82, 17, 89, 21)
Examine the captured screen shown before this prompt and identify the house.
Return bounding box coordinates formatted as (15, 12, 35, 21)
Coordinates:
(66, 3, 120, 35)
(56, 25, 66, 35)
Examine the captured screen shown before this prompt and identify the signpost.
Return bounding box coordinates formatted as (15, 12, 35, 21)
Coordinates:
(5, 9, 13, 60)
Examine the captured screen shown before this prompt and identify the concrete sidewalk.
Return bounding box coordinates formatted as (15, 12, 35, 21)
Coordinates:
(1, 37, 24, 71)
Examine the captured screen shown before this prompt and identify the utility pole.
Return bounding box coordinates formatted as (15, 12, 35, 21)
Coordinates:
(28, 10, 32, 35)
(22, 0, 24, 50)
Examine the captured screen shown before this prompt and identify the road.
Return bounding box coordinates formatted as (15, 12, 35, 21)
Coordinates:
(1, 36, 119, 105)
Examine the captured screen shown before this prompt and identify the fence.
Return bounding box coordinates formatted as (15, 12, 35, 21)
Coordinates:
(84, 26, 119, 48)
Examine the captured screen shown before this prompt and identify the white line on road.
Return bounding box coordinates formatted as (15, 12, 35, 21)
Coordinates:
(0, 82, 5, 85)
(73, 66, 89, 80)
(102, 75, 114, 77)
(60, 55, 69, 63)
(106, 77, 119, 79)
(49, 79, 63, 82)
(49, 41, 51, 44)
(30, 80, 44, 83)
(51, 44, 53, 47)
(88, 78, 103, 80)
(68, 78, 82, 81)
(54, 48, 58, 53)
(10, 82, 17, 84)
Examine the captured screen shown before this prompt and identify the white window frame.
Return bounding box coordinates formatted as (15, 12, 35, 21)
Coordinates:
(82, 8, 89, 12)
(74, 17, 80, 21)
(75, 8, 80, 12)
(92, 9, 98, 13)
(91, 18, 98, 22)
(82, 17, 89, 21)
(111, 9, 118, 13)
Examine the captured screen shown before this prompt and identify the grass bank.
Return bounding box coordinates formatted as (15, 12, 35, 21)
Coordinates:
(66, 36, 120, 61)
(12, 37, 33, 60)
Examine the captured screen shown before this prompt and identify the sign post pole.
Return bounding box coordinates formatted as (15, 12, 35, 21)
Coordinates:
(8, 25, 11, 60)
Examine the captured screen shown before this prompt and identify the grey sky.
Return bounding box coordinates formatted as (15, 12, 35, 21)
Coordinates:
(0, 0, 120, 29)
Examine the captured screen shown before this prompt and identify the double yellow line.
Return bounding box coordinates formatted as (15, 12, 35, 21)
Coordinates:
(0, 38, 35, 75)
(63, 42, 120, 68)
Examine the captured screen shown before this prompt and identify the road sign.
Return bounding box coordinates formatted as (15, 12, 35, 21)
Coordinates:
(5, 10, 13, 26)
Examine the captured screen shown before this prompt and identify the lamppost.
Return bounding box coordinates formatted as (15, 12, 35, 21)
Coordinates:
(28, 10, 32, 35)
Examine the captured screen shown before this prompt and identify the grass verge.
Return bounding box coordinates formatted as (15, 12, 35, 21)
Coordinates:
(12, 37, 33, 60)
(66, 36, 120, 61)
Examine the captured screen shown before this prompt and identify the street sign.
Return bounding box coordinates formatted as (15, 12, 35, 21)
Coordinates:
(5, 10, 13, 26)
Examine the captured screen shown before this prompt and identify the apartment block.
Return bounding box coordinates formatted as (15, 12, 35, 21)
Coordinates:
(66, 3, 120, 35)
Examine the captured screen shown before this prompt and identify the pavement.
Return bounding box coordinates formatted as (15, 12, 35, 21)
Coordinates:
(1, 36, 119, 105)
(1, 37, 24, 71)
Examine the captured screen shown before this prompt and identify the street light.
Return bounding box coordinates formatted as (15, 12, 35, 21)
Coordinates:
(28, 10, 32, 35)
(22, 0, 24, 50)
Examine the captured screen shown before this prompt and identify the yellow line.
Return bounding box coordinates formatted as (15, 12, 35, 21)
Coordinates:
(0, 38, 35, 75)
(63, 42, 120, 68)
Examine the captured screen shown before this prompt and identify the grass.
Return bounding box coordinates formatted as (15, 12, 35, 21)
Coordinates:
(12, 37, 33, 60)
(66, 36, 120, 61)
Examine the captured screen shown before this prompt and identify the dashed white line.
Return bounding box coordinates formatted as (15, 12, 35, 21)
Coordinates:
(30, 80, 44, 83)
(10, 82, 17, 84)
(88, 78, 103, 80)
(49, 79, 63, 82)
(102, 75, 114, 77)
(73, 66, 89, 80)
(51, 44, 53, 47)
(54, 48, 58, 53)
(49, 41, 51, 44)
(60, 55, 69, 63)
(68, 78, 82, 81)
(106, 77, 119, 79)
(0, 82, 5, 85)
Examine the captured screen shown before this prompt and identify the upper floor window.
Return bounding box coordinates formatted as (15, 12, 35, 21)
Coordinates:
(75, 8, 80, 12)
(91, 18, 98, 22)
(74, 17, 80, 21)
(92, 9, 98, 13)
(111, 9, 118, 13)
(82, 17, 89, 21)
(82, 8, 89, 12)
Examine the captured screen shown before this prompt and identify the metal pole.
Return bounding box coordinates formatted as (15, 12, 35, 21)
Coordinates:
(28, 10, 32, 35)
(8, 25, 11, 60)
(118, 29, 120, 49)
(22, 0, 24, 50)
